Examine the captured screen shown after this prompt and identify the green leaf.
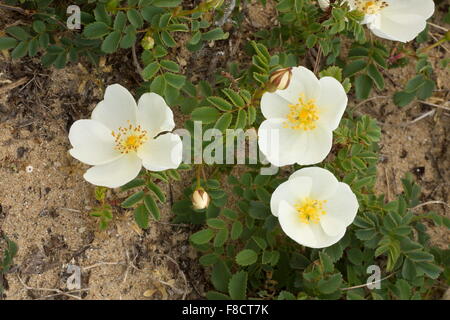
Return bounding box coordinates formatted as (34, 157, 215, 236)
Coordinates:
(199, 253, 218, 266)
(160, 59, 180, 73)
(11, 41, 29, 59)
(252, 236, 267, 250)
(154, 45, 168, 58)
(191, 107, 220, 124)
(344, 59, 367, 77)
(164, 72, 186, 88)
(394, 279, 411, 300)
(355, 74, 373, 100)
(144, 194, 160, 220)
(323, 242, 344, 262)
(53, 52, 67, 69)
(320, 66, 343, 82)
(405, 250, 434, 262)
(94, 3, 112, 25)
(402, 258, 417, 281)
(222, 89, 245, 108)
(121, 191, 145, 208)
(320, 252, 334, 273)
(367, 64, 384, 90)
(247, 106, 256, 125)
(290, 253, 311, 269)
(158, 12, 171, 28)
(222, 208, 237, 220)
(393, 91, 416, 107)
(146, 181, 166, 202)
(41, 52, 58, 67)
(214, 113, 233, 132)
(355, 228, 377, 241)
(214, 228, 228, 247)
(255, 187, 271, 202)
(228, 271, 247, 300)
(113, 11, 127, 31)
(161, 30, 176, 47)
(120, 25, 136, 48)
(202, 28, 228, 41)
(190, 229, 214, 244)
(32, 20, 46, 33)
(306, 34, 317, 48)
(234, 109, 247, 129)
(236, 249, 258, 266)
(206, 291, 231, 300)
(207, 218, 226, 229)
(141, 6, 164, 22)
(0, 37, 18, 50)
(167, 24, 189, 32)
(121, 178, 145, 191)
(206, 179, 220, 189)
(208, 96, 233, 111)
(142, 61, 160, 80)
(127, 9, 143, 28)
(416, 79, 435, 100)
(317, 273, 342, 294)
(405, 75, 425, 93)
(101, 31, 121, 53)
(416, 262, 442, 279)
(189, 31, 202, 45)
(153, 0, 182, 7)
(28, 38, 39, 57)
(347, 248, 364, 265)
(278, 291, 296, 300)
(231, 221, 243, 240)
(150, 75, 166, 95)
(6, 26, 30, 41)
(134, 204, 149, 229)
(83, 22, 110, 39)
(211, 260, 231, 293)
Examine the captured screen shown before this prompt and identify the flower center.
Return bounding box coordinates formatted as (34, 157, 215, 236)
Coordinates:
(283, 93, 319, 131)
(295, 197, 327, 224)
(112, 121, 148, 154)
(354, 0, 388, 15)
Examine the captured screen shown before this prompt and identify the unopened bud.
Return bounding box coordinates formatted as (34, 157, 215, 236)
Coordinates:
(192, 188, 210, 210)
(141, 34, 155, 50)
(267, 67, 292, 92)
(318, 0, 330, 11)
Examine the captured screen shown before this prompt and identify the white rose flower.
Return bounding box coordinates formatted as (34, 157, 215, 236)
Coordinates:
(348, 0, 435, 43)
(258, 66, 347, 167)
(270, 167, 359, 248)
(69, 84, 183, 188)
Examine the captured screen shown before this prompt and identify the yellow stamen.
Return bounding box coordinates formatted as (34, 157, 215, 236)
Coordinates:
(283, 93, 319, 131)
(295, 197, 327, 224)
(355, 0, 388, 14)
(112, 121, 148, 154)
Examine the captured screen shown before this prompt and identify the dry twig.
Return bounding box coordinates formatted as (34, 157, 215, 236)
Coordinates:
(17, 275, 89, 300)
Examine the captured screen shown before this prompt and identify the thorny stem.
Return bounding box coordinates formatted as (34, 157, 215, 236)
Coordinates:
(420, 32, 450, 53)
(341, 272, 396, 291)
(0, 4, 34, 15)
(215, 0, 236, 26)
(250, 86, 267, 108)
(195, 165, 202, 189)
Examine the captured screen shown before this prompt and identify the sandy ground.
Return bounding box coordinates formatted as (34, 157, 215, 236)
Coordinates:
(0, 1, 449, 299)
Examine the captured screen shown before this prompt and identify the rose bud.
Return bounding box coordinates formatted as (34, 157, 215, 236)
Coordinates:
(192, 188, 210, 210)
(267, 67, 292, 92)
(141, 34, 155, 50)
